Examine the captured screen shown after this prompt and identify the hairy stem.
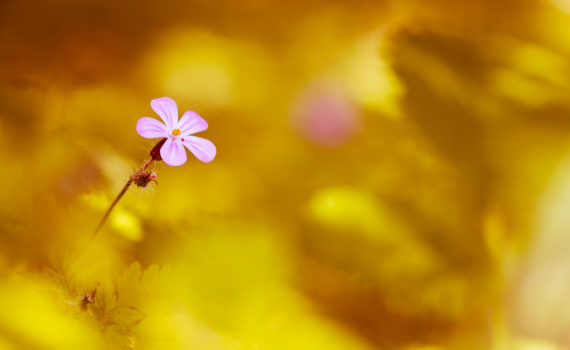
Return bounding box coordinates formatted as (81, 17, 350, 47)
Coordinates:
(90, 157, 154, 240)
(88, 137, 165, 245)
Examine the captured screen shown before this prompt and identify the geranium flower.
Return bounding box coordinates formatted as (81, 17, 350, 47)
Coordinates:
(136, 97, 216, 166)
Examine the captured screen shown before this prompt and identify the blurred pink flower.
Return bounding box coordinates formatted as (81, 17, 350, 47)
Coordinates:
(136, 97, 216, 166)
(291, 82, 361, 147)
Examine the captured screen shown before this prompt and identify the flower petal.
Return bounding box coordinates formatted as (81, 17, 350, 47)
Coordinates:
(151, 97, 178, 131)
(178, 111, 208, 136)
(182, 136, 216, 163)
(136, 117, 168, 139)
(160, 138, 187, 166)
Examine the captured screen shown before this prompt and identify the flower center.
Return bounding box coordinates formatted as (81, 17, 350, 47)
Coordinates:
(172, 128, 181, 136)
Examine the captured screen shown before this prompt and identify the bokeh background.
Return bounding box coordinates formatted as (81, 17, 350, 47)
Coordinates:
(2, 0, 570, 349)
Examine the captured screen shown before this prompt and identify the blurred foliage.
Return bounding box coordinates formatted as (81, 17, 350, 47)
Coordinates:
(1, 0, 570, 349)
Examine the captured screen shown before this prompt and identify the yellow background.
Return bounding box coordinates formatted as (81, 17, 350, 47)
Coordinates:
(1, 0, 570, 349)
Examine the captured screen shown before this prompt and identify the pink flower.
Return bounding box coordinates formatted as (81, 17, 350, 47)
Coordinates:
(136, 97, 216, 166)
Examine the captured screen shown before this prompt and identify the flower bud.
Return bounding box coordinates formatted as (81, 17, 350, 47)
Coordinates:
(79, 288, 97, 311)
(150, 138, 167, 161)
(131, 171, 157, 188)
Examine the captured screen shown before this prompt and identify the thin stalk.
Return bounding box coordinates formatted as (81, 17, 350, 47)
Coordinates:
(90, 157, 154, 240)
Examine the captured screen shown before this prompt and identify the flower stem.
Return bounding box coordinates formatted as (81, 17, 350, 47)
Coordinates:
(88, 138, 166, 244)
(91, 178, 132, 238)
(90, 157, 154, 240)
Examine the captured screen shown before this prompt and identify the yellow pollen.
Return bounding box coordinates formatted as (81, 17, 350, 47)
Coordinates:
(172, 128, 181, 136)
